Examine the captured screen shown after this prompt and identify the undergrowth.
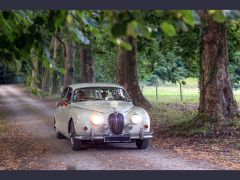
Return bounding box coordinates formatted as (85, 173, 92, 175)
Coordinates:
(150, 103, 240, 138)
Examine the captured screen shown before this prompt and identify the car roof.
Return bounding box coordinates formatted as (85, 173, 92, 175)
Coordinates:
(69, 83, 124, 90)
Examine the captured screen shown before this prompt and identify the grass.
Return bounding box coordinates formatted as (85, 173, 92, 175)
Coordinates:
(144, 78, 240, 137)
(143, 78, 240, 104)
(148, 103, 204, 137)
(26, 86, 60, 101)
(150, 102, 240, 138)
(149, 103, 197, 125)
(143, 86, 199, 103)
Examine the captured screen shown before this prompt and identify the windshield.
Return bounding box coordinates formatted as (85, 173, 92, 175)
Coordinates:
(72, 87, 130, 102)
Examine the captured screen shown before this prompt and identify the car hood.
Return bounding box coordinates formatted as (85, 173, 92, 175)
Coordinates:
(71, 101, 134, 114)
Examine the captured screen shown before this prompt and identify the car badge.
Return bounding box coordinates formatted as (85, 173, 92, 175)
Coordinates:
(110, 100, 119, 111)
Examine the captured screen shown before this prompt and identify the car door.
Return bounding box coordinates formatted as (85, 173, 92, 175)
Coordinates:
(62, 87, 73, 135)
(61, 87, 73, 135)
(55, 87, 67, 130)
(56, 87, 70, 133)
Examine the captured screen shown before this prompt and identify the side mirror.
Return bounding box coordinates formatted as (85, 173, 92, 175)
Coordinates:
(62, 98, 70, 106)
(56, 98, 70, 107)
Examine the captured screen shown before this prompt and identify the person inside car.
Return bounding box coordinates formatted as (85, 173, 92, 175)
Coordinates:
(76, 90, 85, 101)
(101, 90, 108, 100)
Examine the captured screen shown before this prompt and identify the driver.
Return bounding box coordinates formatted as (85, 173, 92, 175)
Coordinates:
(101, 90, 108, 99)
(76, 90, 85, 101)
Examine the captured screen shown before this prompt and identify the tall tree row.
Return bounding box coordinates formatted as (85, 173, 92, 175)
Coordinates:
(1, 10, 240, 127)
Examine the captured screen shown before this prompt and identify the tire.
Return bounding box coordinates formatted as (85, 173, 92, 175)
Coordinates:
(54, 119, 65, 139)
(136, 139, 149, 149)
(69, 121, 83, 151)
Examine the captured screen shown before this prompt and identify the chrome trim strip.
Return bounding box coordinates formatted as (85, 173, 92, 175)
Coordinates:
(74, 131, 153, 140)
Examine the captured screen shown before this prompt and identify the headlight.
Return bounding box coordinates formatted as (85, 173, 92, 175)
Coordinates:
(91, 115, 104, 125)
(131, 114, 142, 124)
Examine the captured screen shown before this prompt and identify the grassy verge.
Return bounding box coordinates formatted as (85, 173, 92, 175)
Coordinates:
(149, 103, 240, 169)
(142, 83, 240, 104)
(25, 86, 60, 101)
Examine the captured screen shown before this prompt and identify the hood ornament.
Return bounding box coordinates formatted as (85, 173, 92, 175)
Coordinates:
(110, 101, 119, 114)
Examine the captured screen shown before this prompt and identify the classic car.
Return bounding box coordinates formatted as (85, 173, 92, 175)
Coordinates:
(54, 83, 153, 151)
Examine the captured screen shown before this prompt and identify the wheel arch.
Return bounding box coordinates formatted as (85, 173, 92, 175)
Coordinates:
(68, 117, 73, 134)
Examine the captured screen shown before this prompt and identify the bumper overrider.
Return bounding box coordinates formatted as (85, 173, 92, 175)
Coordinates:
(71, 128, 153, 142)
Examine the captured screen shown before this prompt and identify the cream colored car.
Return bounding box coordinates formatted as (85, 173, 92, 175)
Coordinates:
(54, 83, 153, 151)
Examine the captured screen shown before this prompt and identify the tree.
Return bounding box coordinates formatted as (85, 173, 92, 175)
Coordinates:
(50, 37, 61, 94)
(63, 41, 75, 89)
(79, 44, 95, 83)
(117, 36, 152, 108)
(198, 10, 239, 121)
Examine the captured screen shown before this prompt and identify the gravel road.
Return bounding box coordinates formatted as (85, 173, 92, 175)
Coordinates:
(0, 85, 221, 170)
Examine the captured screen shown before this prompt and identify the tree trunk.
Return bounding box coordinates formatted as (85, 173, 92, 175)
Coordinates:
(31, 58, 38, 89)
(51, 37, 61, 94)
(117, 36, 152, 109)
(42, 37, 55, 93)
(79, 44, 95, 83)
(198, 11, 239, 121)
(156, 85, 158, 100)
(63, 41, 75, 89)
(42, 67, 50, 92)
(179, 81, 183, 102)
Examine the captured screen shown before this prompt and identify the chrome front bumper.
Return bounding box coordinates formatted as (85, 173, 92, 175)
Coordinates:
(73, 129, 153, 141)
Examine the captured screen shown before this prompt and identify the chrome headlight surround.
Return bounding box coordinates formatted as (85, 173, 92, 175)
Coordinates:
(91, 115, 104, 125)
(131, 114, 143, 124)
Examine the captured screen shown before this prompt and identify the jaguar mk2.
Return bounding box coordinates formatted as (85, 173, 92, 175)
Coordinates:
(54, 83, 153, 151)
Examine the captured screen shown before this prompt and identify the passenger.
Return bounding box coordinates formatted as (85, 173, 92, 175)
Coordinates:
(76, 90, 85, 101)
(101, 91, 108, 99)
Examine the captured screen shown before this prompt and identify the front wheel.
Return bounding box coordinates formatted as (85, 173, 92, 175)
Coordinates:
(69, 121, 83, 151)
(136, 139, 149, 149)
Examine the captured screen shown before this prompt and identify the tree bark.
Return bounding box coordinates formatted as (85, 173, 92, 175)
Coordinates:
(42, 67, 50, 92)
(63, 41, 75, 89)
(51, 37, 61, 94)
(117, 36, 152, 109)
(178, 81, 183, 102)
(79, 44, 95, 83)
(198, 11, 239, 121)
(31, 57, 38, 89)
(156, 85, 158, 100)
(42, 37, 55, 93)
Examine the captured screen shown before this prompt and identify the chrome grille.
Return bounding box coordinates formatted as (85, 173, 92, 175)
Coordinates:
(108, 113, 124, 135)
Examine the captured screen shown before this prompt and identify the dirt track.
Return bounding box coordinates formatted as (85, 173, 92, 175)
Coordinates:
(0, 85, 222, 170)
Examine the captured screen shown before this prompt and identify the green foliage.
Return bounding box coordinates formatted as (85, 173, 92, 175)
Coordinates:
(208, 10, 226, 23)
(93, 31, 117, 83)
(147, 75, 161, 86)
(161, 22, 176, 37)
(2, 10, 240, 99)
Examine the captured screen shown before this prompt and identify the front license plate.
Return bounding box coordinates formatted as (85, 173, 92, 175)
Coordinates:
(104, 135, 131, 142)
